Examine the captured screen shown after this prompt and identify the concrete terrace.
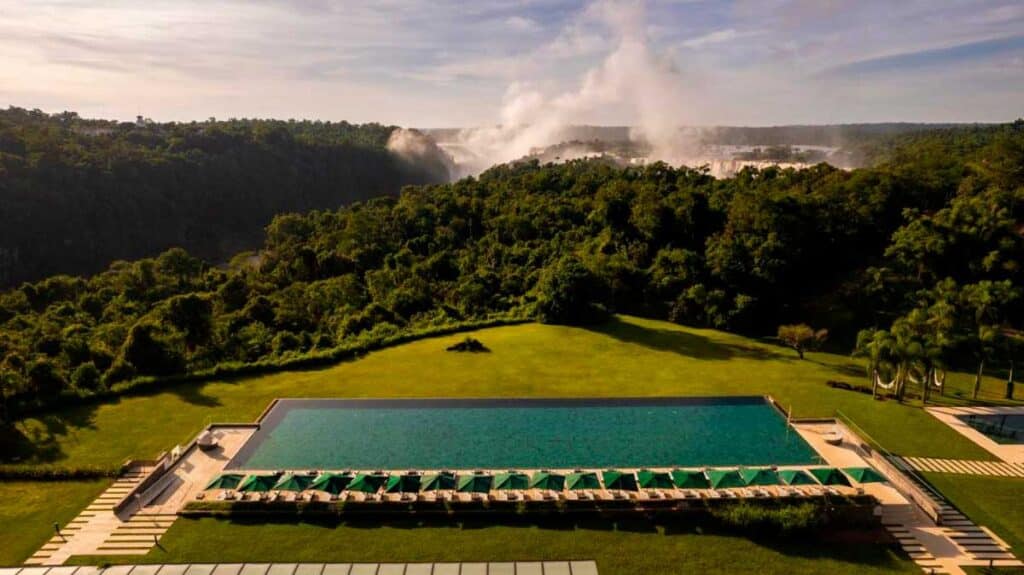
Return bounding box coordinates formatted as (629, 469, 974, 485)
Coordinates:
(26, 428, 255, 566)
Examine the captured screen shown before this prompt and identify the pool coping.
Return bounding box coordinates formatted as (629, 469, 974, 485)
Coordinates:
(252, 395, 778, 426)
(228, 395, 816, 471)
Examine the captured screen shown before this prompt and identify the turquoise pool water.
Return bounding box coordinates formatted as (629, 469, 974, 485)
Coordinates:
(960, 413, 1024, 444)
(227, 397, 821, 470)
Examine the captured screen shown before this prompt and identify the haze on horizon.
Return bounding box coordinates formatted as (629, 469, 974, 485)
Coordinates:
(1, 0, 1023, 128)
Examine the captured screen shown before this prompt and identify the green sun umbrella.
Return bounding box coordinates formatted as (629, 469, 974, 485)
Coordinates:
(421, 471, 457, 491)
(565, 471, 601, 490)
(237, 474, 281, 492)
(274, 473, 314, 492)
(739, 468, 781, 486)
(347, 473, 388, 493)
(706, 469, 745, 489)
(493, 472, 530, 490)
(778, 469, 819, 486)
(809, 468, 851, 486)
(528, 471, 565, 491)
(843, 467, 886, 483)
(205, 473, 244, 490)
(671, 469, 710, 489)
(309, 473, 353, 494)
(602, 470, 638, 491)
(457, 473, 494, 493)
(637, 470, 675, 489)
(385, 474, 422, 493)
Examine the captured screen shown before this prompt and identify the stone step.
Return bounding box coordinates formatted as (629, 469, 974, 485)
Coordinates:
(95, 541, 157, 549)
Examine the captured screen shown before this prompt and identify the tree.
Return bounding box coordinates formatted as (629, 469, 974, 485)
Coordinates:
(959, 281, 1020, 399)
(118, 322, 184, 377)
(27, 358, 65, 398)
(71, 362, 103, 392)
(777, 324, 827, 359)
(535, 256, 608, 325)
(162, 294, 213, 351)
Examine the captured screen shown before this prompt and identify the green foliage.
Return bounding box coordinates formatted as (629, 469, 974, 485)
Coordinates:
(712, 502, 822, 534)
(0, 121, 1022, 414)
(777, 324, 827, 359)
(70, 362, 103, 392)
(535, 256, 609, 325)
(0, 107, 449, 286)
(0, 464, 119, 480)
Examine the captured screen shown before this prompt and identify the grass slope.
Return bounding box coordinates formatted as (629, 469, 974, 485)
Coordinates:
(8, 316, 1002, 469)
(923, 473, 1024, 555)
(68, 516, 918, 575)
(4, 316, 1017, 567)
(0, 479, 110, 565)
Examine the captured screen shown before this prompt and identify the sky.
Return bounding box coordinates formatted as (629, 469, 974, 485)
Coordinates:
(1, 0, 1022, 127)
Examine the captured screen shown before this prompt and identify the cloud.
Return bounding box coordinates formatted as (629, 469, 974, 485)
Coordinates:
(0, 0, 1022, 126)
(821, 35, 1024, 76)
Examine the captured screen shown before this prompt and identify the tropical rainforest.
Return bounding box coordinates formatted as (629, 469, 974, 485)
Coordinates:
(0, 107, 451, 286)
(0, 118, 1021, 419)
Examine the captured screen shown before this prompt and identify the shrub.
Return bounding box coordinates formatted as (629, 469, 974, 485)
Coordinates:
(0, 464, 119, 480)
(712, 502, 821, 534)
(446, 337, 490, 352)
(71, 362, 103, 392)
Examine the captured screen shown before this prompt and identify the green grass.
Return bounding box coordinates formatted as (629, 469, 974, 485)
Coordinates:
(7, 316, 1007, 469)
(923, 473, 1024, 555)
(0, 479, 111, 565)
(66, 516, 918, 575)
(4, 316, 1019, 569)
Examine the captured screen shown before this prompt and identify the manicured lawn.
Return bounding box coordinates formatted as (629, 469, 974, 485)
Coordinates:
(67, 516, 918, 575)
(4, 316, 1018, 567)
(7, 316, 1006, 469)
(923, 473, 1024, 555)
(0, 479, 111, 565)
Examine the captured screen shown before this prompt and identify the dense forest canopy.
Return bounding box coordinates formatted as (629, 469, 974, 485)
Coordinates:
(0, 107, 451, 286)
(0, 119, 1021, 419)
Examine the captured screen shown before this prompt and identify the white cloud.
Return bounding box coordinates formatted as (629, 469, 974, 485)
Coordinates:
(683, 28, 739, 48)
(0, 0, 1021, 126)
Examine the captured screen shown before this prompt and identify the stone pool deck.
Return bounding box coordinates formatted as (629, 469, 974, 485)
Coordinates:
(3, 563, 600, 575)
(794, 421, 1022, 575)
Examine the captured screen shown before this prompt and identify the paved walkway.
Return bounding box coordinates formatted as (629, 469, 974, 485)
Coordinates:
(896, 456, 1024, 477)
(926, 406, 1024, 464)
(794, 422, 1023, 575)
(27, 428, 255, 565)
(2, 563, 599, 575)
(887, 456, 1024, 574)
(25, 465, 171, 566)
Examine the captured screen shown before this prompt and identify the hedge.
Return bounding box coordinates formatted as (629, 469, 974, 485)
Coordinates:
(0, 464, 120, 480)
(10, 314, 530, 419)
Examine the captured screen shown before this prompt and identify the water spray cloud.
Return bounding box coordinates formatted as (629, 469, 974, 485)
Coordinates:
(450, 0, 697, 176)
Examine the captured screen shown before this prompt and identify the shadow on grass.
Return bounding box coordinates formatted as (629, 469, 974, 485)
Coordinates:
(587, 317, 792, 362)
(189, 514, 906, 571)
(0, 404, 100, 464)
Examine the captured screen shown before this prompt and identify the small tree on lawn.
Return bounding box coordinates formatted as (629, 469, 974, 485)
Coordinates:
(777, 324, 827, 359)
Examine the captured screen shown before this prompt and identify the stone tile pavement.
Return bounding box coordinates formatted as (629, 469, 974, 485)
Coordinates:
(1, 563, 599, 575)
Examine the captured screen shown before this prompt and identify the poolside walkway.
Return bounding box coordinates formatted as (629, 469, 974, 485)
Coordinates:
(925, 406, 1024, 464)
(3, 563, 600, 575)
(27, 428, 255, 565)
(794, 422, 1023, 575)
(895, 456, 1024, 477)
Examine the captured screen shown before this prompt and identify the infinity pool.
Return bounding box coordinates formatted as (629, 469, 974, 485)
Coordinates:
(226, 397, 821, 470)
